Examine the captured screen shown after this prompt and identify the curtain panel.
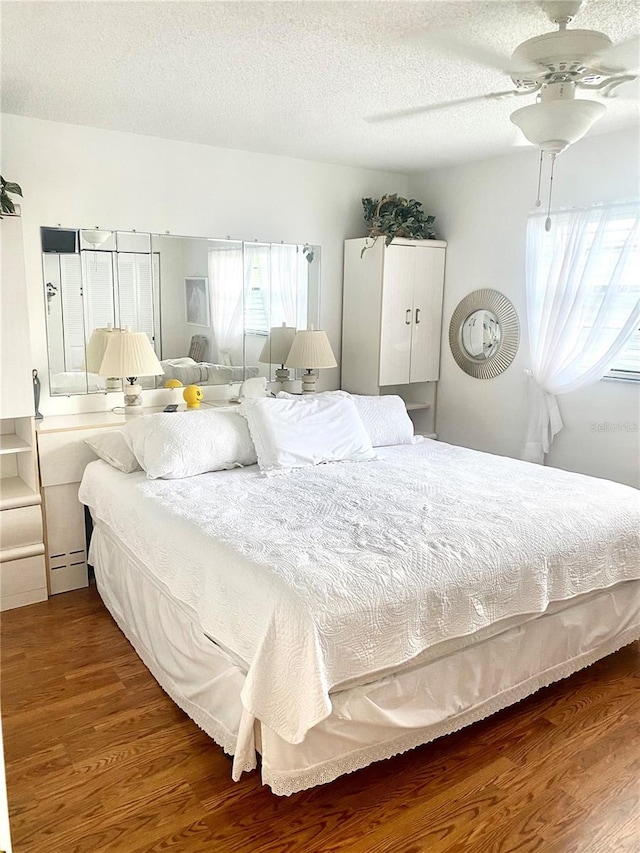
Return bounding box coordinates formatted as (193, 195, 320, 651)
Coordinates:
(523, 201, 640, 464)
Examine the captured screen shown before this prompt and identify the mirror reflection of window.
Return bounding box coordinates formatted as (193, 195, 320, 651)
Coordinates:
(209, 241, 245, 370)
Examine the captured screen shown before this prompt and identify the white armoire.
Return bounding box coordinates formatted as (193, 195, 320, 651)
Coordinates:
(342, 237, 446, 433)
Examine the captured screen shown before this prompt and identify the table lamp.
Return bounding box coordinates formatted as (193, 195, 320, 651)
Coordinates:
(285, 327, 337, 393)
(258, 323, 297, 381)
(98, 327, 164, 414)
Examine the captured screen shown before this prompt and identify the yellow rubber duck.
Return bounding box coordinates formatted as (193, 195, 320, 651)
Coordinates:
(183, 384, 203, 409)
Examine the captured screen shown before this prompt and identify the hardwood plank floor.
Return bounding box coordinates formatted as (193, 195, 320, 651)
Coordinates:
(1, 586, 638, 853)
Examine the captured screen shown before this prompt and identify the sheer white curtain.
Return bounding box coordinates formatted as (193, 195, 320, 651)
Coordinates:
(523, 202, 640, 464)
(270, 244, 299, 327)
(208, 246, 244, 365)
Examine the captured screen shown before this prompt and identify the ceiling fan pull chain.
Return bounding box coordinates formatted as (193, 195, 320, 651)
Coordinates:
(545, 153, 556, 232)
(535, 150, 544, 208)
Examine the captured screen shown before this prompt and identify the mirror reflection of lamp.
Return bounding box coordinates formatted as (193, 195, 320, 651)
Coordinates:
(258, 323, 297, 381)
(85, 324, 121, 390)
(285, 326, 337, 393)
(98, 327, 164, 414)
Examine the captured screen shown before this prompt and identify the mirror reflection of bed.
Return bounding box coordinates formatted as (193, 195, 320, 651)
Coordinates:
(41, 228, 320, 396)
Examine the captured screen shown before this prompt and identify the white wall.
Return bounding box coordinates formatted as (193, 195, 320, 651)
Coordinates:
(409, 128, 640, 487)
(1, 113, 407, 414)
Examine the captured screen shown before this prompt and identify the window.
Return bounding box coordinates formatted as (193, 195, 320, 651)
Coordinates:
(244, 254, 270, 335)
(245, 283, 269, 335)
(601, 211, 640, 381)
(535, 202, 640, 382)
(608, 325, 640, 381)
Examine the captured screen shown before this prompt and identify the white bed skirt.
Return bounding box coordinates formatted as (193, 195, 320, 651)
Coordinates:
(90, 522, 640, 795)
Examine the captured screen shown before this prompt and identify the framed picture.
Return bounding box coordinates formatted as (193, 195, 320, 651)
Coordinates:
(185, 277, 210, 327)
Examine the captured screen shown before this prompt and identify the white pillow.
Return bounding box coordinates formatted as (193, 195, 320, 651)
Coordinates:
(123, 409, 257, 479)
(277, 391, 414, 447)
(85, 430, 141, 473)
(241, 396, 375, 473)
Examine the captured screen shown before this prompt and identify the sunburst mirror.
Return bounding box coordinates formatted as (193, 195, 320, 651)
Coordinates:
(449, 289, 520, 379)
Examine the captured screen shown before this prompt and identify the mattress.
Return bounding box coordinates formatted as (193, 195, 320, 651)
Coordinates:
(79, 440, 640, 746)
(89, 521, 640, 794)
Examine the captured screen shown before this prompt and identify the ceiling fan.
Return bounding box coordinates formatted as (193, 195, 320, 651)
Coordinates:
(370, 0, 638, 156)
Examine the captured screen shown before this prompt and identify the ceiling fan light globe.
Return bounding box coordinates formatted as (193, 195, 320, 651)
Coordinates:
(509, 98, 606, 152)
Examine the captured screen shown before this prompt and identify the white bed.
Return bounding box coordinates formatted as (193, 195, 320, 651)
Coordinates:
(79, 438, 640, 794)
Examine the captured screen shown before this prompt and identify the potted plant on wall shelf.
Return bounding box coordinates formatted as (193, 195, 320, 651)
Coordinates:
(1, 176, 23, 218)
(361, 194, 437, 256)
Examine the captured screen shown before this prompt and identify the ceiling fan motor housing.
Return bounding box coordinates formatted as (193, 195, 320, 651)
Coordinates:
(511, 29, 615, 89)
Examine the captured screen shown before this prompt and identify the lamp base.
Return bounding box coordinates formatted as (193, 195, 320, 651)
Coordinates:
(105, 377, 122, 392)
(124, 383, 143, 415)
(301, 370, 317, 394)
(275, 366, 291, 381)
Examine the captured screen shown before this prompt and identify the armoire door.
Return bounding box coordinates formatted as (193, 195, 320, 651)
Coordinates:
(379, 245, 415, 386)
(409, 247, 446, 383)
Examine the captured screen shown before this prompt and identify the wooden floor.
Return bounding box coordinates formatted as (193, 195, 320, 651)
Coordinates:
(1, 587, 639, 853)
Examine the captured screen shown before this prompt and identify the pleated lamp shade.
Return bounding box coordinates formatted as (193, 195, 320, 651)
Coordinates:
(98, 328, 164, 379)
(286, 329, 337, 370)
(259, 324, 297, 365)
(85, 326, 120, 374)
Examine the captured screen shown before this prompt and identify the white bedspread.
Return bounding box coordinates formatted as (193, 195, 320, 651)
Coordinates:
(79, 440, 640, 745)
(160, 358, 259, 385)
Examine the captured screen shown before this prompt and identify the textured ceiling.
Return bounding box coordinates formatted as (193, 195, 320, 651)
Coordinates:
(1, 0, 638, 172)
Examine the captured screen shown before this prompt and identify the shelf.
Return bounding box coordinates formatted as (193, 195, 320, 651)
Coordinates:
(0, 477, 41, 511)
(405, 403, 431, 412)
(0, 434, 31, 455)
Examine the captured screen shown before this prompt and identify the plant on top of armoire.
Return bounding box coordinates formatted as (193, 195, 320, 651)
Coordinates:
(0, 176, 23, 217)
(361, 194, 436, 255)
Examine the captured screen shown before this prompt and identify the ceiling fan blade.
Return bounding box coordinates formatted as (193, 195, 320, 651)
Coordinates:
(602, 75, 640, 99)
(425, 33, 537, 77)
(590, 36, 640, 72)
(601, 74, 639, 98)
(366, 90, 521, 124)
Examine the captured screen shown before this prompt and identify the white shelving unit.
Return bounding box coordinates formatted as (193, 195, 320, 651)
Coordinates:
(0, 418, 47, 610)
(342, 237, 446, 435)
(0, 214, 48, 611)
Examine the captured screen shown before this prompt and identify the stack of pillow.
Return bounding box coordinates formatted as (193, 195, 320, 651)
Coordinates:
(85, 392, 416, 479)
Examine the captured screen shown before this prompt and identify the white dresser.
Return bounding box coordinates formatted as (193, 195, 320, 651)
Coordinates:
(37, 411, 129, 594)
(342, 237, 446, 434)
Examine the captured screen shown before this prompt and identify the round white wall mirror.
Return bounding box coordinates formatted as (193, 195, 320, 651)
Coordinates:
(460, 309, 502, 361)
(449, 289, 519, 379)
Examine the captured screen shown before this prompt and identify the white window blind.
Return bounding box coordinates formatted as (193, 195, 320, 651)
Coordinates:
(59, 255, 85, 372)
(244, 249, 270, 335)
(116, 253, 155, 344)
(82, 251, 115, 333)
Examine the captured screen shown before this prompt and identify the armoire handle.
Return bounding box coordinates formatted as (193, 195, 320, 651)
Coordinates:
(415, 308, 421, 325)
(405, 309, 411, 325)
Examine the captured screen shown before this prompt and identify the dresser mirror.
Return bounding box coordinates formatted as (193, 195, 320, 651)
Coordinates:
(449, 289, 519, 379)
(41, 227, 320, 395)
